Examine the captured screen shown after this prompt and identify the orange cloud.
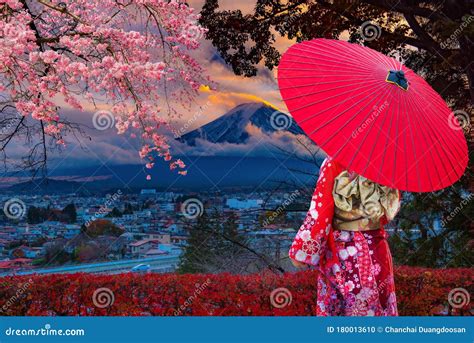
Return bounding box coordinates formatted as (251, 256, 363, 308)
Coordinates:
(207, 91, 281, 111)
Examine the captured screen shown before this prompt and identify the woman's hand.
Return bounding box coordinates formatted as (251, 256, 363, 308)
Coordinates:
(290, 258, 307, 268)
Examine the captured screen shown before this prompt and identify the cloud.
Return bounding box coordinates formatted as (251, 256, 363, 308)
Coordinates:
(206, 92, 280, 111)
(170, 121, 321, 160)
(2, 0, 300, 170)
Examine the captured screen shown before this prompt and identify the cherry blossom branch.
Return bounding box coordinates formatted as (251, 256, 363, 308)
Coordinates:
(35, 0, 84, 23)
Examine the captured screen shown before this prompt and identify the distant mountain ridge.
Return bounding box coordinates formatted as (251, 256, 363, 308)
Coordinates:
(4, 157, 321, 194)
(6, 178, 94, 195)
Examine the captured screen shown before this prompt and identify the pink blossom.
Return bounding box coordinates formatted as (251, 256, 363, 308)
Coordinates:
(0, 0, 209, 176)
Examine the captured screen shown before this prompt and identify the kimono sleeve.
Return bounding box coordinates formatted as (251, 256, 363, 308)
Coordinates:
(288, 157, 341, 266)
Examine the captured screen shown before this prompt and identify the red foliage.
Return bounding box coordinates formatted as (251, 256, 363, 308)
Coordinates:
(0, 266, 472, 316)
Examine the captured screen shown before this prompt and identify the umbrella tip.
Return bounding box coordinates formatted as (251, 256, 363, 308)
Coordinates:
(386, 70, 409, 91)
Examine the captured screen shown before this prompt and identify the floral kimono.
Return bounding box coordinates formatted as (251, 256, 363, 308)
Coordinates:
(289, 157, 400, 316)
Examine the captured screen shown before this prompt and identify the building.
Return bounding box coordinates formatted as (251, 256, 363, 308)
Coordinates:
(11, 246, 43, 259)
(128, 239, 161, 258)
(226, 198, 263, 210)
(170, 235, 188, 246)
(140, 189, 157, 196)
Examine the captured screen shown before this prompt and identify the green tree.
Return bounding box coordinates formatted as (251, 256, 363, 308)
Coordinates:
(82, 219, 124, 238)
(179, 210, 257, 274)
(178, 209, 232, 273)
(105, 207, 123, 218)
(76, 244, 101, 262)
(178, 211, 217, 273)
(123, 202, 134, 215)
(200, 0, 473, 268)
(62, 203, 77, 223)
(27, 206, 42, 224)
(221, 211, 248, 256)
(200, 0, 473, 110)
(389, 191, 473, 267)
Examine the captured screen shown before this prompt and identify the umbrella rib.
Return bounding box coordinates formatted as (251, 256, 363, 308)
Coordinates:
(402, 79, 464, 189)
(402, 99, 409, 190)
(410, 79, 457, 115)
(391, 91, 401, 189)
(342, 87, 395, 174)
(411, 82, 456, 116)
(278, 77, 380, 90)
(308, 82, 391, 142)
(282, 79, 384, 101)
(325, 40, 394, 70)
(292, 43, 378, 67)
(283, 51, 380, 70)
(396, 95, 458, 191)
(292, 79, 386, 115)
(409, 86, 466, 155)
(277, 68, 373, 75)
(277, 73, 374, 79)
(377, 89, 398, 185)
(303, 40, 392, 70)
(407, 90, 462, 185)
(280, 58, 376, 72)
(402, 90, 423, 191)
(359, 88, 394, 178)
(405, 91, 445, 189)
(415, 91, 465, 155)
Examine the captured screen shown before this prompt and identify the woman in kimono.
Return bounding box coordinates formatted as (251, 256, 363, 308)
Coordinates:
(289, 157, 400, 316)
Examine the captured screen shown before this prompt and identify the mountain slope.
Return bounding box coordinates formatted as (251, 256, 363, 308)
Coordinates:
(179, 102, 305, 146)
(3, 103, 323, 192)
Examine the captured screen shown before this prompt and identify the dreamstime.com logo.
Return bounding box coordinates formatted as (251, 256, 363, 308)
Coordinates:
(270, 110, 293, 131)
(440, 193, 473, 227)
(448, 110, 471, 132)
(262, 190, 300, 227)
(270, 287, 292, 308)
(352, 101, 389, 139)
(92, 287, 115, 308)
(92, 110, 115, 131)
(3, 198, 27, 220)
(0, 114, 22, 135)
(180, 19, 205, 41)
(84, 190, 123, 227)
(174, 278, 211, 315)
(180, 198, 204, 219)
(172, 106, 207, 139)
(359, 21, 381, 41)
(0, 278, 33, 314)
(448, 288, 470, 309)
(5, 324, 85, 337)
(440, 15, 474, 49)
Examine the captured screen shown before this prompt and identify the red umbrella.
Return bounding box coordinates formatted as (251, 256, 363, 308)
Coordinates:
(278, 38, 468, 192)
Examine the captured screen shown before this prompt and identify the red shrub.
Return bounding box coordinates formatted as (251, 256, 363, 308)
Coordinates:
(0, 266, 471, 316)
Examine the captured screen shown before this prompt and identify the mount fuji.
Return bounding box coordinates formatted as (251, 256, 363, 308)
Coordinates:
(180, 102, 305, 146)
(5, 103, 324, 192)
(175, 102, 318, 159)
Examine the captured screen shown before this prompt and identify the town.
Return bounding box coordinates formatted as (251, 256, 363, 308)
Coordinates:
(0, 188, 306, 276)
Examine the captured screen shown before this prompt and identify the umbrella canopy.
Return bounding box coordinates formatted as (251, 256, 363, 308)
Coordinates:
(278, 38, 468, 192)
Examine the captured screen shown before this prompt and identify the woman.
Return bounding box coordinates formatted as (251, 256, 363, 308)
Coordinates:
(289, 157, 400, 316)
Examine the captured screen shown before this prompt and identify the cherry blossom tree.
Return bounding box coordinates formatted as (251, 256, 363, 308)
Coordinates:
(0, 0, 210, 176)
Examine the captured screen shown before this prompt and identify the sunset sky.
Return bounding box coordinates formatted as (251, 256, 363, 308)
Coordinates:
(176, 0, 294, 126)
(56, 1, 295, 166)
(2, 0, 299, 182)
